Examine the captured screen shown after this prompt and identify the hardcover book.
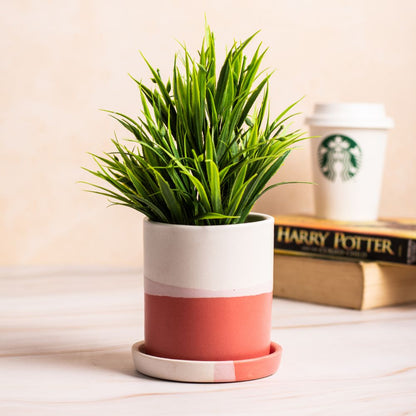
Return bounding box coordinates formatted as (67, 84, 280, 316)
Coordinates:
(273, 254, 416, 309)
(274, 215, 416, 265)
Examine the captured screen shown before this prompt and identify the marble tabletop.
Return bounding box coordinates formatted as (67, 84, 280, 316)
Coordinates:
(1, 267, 415, 415)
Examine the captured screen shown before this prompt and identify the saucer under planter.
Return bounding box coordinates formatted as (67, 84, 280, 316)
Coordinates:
(133, 212, 281, 382)
(132, 341, 282, 383)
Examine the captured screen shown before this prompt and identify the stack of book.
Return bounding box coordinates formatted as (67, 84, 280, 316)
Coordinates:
(273, 215, 416, 309)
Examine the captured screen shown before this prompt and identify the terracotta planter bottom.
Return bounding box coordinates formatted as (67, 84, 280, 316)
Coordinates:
(145, 292, 272, 361)
(132, 341, 282, 383)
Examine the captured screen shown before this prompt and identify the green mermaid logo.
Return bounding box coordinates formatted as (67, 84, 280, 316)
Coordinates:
(318, 134, 362, 182)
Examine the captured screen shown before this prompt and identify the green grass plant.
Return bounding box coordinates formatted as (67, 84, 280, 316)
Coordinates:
(84, 26, 307, 225)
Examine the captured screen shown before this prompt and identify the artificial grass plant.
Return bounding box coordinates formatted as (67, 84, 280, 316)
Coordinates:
(84, 26, 307, 225)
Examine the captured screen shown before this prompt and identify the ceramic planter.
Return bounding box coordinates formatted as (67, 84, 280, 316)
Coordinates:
(132, 213, 282, 382)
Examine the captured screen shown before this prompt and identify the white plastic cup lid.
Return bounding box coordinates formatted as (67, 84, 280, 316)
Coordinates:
(306, 102, 394, 129)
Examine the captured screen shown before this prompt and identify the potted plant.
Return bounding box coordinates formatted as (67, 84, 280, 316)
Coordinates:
(85, 25, 306, 382)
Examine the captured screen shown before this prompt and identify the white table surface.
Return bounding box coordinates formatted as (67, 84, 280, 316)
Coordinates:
(1, 267, 415, 416)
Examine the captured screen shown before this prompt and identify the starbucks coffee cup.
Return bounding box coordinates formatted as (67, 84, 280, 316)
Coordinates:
(306, 103, 394, 222)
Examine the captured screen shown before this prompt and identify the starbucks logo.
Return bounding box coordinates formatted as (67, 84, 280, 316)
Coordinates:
(318, 134, 362, 182)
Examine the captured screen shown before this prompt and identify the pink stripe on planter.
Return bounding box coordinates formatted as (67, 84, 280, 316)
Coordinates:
(144, 276, 272, 298)
(145, 292, 272, 361)
(214, 362, 236, 382)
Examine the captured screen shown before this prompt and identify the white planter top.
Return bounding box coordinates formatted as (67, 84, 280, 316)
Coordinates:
(143, 213, 274, 296)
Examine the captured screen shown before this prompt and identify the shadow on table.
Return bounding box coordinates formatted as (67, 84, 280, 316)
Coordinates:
(1, 340, 156, 381)
(86, 347, 149, 379)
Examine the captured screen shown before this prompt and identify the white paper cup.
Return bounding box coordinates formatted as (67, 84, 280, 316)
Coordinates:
(306, 103, 394, 222)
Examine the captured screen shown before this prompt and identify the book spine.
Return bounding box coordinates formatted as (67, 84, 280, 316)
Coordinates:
(274, 224, 416, 265)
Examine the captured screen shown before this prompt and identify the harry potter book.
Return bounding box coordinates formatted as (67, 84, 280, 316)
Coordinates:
(274, 215, 416, 265)
(274, 254, 416, 309)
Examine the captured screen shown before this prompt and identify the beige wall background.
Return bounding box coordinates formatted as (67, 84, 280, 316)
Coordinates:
(1, 0, 415, 267)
